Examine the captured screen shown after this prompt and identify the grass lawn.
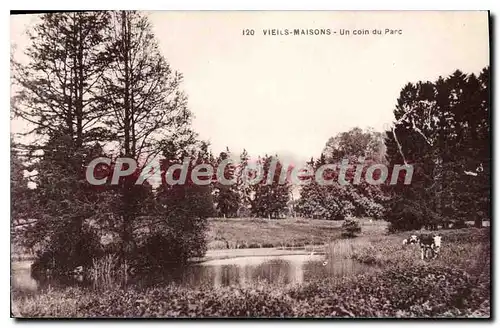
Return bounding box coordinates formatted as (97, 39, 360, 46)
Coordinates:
(205, 217, 387, 249)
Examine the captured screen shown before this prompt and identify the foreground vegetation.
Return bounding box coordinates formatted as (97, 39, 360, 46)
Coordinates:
(13, 264, 489, 318)
(12, 227, 489, 318)
(326, 227, 489, 269)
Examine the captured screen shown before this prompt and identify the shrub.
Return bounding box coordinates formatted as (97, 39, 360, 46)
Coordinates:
(135, 229, 204, 269)
(31, 227, 102, 278)
(341, 218, 361, 238)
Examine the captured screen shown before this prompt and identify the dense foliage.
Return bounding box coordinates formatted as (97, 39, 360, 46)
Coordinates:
(298, 129, 387, 221)
(11, 11, 209, 274)
(250, 155, 291, 219)
(384, 69, 490, 231)
(213, 148, 240, 218)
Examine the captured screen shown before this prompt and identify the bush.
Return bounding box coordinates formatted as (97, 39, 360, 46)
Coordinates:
(341, 218, 361, 238)
(31, 227, 102, 278)
(135, 225, 206, 269)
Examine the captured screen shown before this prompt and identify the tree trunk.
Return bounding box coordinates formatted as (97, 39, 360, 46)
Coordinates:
(122, 11, 131, 156)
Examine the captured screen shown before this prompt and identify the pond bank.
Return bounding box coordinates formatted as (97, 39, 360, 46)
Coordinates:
(195, 245, 326, 263)
(12, 246, 327, 269)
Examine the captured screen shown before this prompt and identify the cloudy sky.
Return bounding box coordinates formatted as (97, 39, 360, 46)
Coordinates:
(11, 11, 490, 164)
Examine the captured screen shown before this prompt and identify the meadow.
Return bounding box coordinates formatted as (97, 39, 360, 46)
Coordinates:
(205, 217, 386, 249)
(12, 219, 490, 318)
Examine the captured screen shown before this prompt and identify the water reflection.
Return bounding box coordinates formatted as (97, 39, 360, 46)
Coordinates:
(196, 255, 324, 286)
(12, 254, 374, 294)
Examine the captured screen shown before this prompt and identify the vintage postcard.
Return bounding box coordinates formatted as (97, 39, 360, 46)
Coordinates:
(10, 11, 491, 318)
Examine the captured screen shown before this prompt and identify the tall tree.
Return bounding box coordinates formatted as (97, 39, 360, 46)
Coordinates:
(297, 154, 387, 221)
(102, 11, 191, 161)
(151, 139, 214, 266)
(100, 11, 194, 258)
(236, 149, 252, 217)
(384, 68, 490, 230)
(10, 137, 35, 244)
(322, 127, 386, 163)
(251, 155, 290, 219)
(12, 12, 112, 149)
(213, 147, 240, 218)
(11, 12, 114, 273)
(11, 11, 208, 272)
(298, 127, 388, 221)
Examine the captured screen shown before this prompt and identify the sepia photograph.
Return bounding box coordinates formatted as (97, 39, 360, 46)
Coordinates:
(10, 10, 491, 318)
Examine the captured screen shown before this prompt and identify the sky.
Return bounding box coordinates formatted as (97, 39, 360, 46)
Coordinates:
(10, 11, 490, 164)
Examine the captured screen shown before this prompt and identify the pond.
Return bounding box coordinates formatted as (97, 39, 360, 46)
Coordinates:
(11, 253, 374, 295)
